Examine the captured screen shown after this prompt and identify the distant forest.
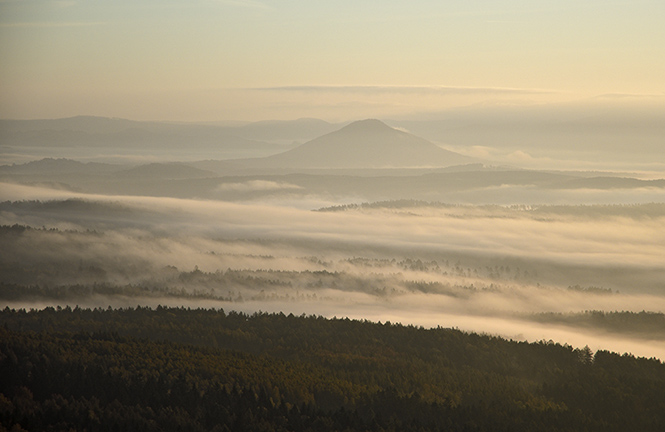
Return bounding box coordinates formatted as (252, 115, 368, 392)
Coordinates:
(316, 200, 665, 218)
(1, 307, 664, 431)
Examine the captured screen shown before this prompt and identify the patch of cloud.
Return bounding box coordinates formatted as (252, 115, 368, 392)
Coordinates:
(441, 143, 637, 172)
(453, 145, 497, 160)
(506, 150, 539, 163)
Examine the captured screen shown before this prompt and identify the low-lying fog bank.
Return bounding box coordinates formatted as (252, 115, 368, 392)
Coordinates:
(2, 183, 664, 359)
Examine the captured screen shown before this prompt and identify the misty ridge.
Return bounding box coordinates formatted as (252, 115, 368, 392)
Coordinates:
(2, 115, 665, 207)
(1, 108, 665, 361)
(2, 101, 665, 169)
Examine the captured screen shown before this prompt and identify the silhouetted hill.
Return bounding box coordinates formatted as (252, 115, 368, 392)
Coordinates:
(241, 119, 474, 169)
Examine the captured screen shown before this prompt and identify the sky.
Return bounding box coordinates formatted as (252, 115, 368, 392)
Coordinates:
(1, 0, 664, 121)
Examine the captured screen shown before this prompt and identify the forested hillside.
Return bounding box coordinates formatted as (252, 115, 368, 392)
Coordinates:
(1, 307, 664, 431)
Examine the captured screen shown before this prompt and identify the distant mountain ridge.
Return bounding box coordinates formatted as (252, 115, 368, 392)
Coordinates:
(118, 163, 217, 179)
(0, 115, 336, 145)
(0, 158, 119, 175)
(0, 116, 298, 164)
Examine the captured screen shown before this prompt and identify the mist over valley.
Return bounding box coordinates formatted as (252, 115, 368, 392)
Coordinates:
(3, 2, 665, 429)
(2, 115, 664, 360)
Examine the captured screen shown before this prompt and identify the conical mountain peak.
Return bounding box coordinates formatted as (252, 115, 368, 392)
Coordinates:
(338, 118, 394, 133)
(246, 118, 474, 169)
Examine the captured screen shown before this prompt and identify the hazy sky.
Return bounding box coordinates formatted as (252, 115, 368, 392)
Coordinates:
(1, 0, 664, 121)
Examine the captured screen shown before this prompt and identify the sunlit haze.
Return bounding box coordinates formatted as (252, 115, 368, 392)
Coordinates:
(1, 0, 663, 121)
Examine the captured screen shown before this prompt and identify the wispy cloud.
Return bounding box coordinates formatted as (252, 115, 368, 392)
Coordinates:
(593, 93, 665, 99)
(252, 85, 555, 95)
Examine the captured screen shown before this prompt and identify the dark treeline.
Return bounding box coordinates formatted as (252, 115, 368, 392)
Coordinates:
(0, 282, 232, 302)
(316, 199, 457, 212)
(529, 310, 665, 338)
(1, 307, 665, 431)
(316, 200, 665, 219)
